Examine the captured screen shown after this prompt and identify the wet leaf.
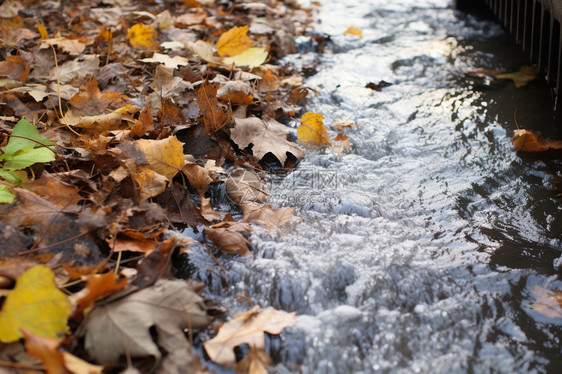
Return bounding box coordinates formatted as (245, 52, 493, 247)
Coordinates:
(83, 279, 213, 364)
(496, 66, 539, 88)
(223, 47, 268, 68)
(205, 222, 252, 255)
(231, 117, 305, 165)
(297, 112, 331, 146)
(136, 136, 185, 180)
(0, 265, 71, 343)
(216, 25, 255, 57)
(127, 23, 158, 49)
(345, 26, 362, 38)
(203, 306, 297, 367)
(240, 202, 300, 232)
(512, 129, 562, 154)
(332, 133, 351, 156)
(529, 285, 562, 318)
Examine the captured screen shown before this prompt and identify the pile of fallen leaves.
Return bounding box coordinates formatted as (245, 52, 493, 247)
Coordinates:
(0, 0, 333, 371)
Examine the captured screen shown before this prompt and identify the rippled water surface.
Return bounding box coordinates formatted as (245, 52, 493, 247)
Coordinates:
(188, 1, 562, 372)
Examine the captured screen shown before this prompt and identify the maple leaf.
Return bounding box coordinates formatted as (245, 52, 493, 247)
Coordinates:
(345, 26, 363, 38)
(197, 81, 231, 134)
(203, 306, 297, 367)
(127, 23, 158, 49)
(68, 77, 124, 116)
(297, 112, 331, 146)
(231, 117, 305, 165)
(0, 265, 71, 342)
(136, 136, 185, 180)
(216, 25, 256, 57)
(83, 279, 213, 364)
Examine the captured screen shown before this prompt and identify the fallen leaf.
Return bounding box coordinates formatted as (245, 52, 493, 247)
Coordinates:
(40, 37, 87, 55)
(223, 47, 268, 68)
(496, 66, 539, 88)
(28, 174, 83, 212)
(203, 306, 297, 367)
(131, 167, 169, 201)
(190, 40, 221, 64)
(365, 81, 392, 91)
(50, 55, 100, 84)
(197, 81, 231, 134)
(127, 23, 158, 49)
(512, 129, 562, 153)
(529, 285, 562, 318)
(240, 202, 300, 232)
(234, 346, 271, 374)
(205, 222, 252, 255)
(63, 352, 103, 374)
(21, 329, 67, 374)
(345, 26, 362, 38)
(225, 168, 268, 204)
(68, 78, 123, 116)
(297, 112, 331, 146)
(216, 25, 255, 57)
(332, 133, 351, 156)
(231, 117, 305, 165)
(260, 70, 279, 91)
(0, 55, 30, 82)
(72, 272, 128, 320)
(0, 265, 71, 343)
(141, 52, 189, 69)
(83, 279, 213, 364)
(465, 67, 503, 78)
(136, 136, 185, 180)
(332, 120, 358, 131)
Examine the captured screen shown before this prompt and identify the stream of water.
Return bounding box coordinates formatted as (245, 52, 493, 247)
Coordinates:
(186, 1, 562, 372)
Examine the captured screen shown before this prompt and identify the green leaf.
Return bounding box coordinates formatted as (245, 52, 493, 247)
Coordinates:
(1, 119, 54, 156)
(0, 185, 15, 204)
(4, 148, 55, 170)
(0, 168, 23, 184)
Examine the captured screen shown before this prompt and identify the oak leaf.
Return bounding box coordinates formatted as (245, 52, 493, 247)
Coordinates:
(127, 23, 158, 49)
(136, 136, 185, 180)
(231, 117, 305, 165)
(216, 25, 255, 57)
(203, 306, 297, 367)
(0, 266, 71, 343)
(83, 279, 213, 364)
(297, 112, 331, 146)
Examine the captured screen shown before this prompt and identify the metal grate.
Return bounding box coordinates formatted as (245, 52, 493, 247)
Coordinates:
(455, 0, 562, 116)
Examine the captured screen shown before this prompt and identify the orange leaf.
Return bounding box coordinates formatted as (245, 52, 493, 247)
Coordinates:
(216, 25, 255, 57)
(73, 273, 128, 320)
(297, 112, 331, 146)
(512, 129, 562, 154)
(197, 81, 231, 134)
(345, 26, 363, 38)
(22, 328, 67, 374)
(68, 77, 124, 116)
(0, 55, 30, 82)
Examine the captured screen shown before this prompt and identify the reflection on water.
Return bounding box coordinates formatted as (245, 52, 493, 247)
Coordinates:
(187, 0, 562, 372)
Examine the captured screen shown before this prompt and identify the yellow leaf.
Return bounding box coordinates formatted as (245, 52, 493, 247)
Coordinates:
(37, 23, 48, 40)
(216, 25, 255, 57)
(0, 265, 71, 343)
(127, 23, 158, 49)
(496, 66, 539, 88)
(131, 167, 168, 201)
(345, 26, 362, 38)
(223, 47, 268, 68)
(136, 136, 185, 180)
(297, 112, 331, 146)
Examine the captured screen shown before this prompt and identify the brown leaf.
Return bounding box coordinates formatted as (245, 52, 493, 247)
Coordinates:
(28, 175, 83, 214)
(182, 163, 213, 196)
(240, 202, 300, 232)
(205, 223, 252, 256)
(203, 306, 297, 367)
(225, 168, 268, 204)
(529, 285, 562, 318)
(83, 279, 213, 364)
(68, 77, 124, 116)
(231, 117, 305, 165)
(130, 106, 155, 137)
(0, 55, 30, 82)
(197, 81, 231, 135)
(512, 129, 562, 154)
(234, 346, 271, 374)
(332, 133, 351, 156)
(72, 272, 128, 321)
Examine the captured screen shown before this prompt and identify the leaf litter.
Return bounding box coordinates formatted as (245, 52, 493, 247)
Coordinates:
(0, 0, 333, 372)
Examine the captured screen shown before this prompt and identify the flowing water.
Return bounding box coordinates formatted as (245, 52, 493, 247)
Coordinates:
(186, 1, 562, 372)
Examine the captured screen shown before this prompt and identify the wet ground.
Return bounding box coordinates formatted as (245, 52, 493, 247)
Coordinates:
(186, 1, 562, 372)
